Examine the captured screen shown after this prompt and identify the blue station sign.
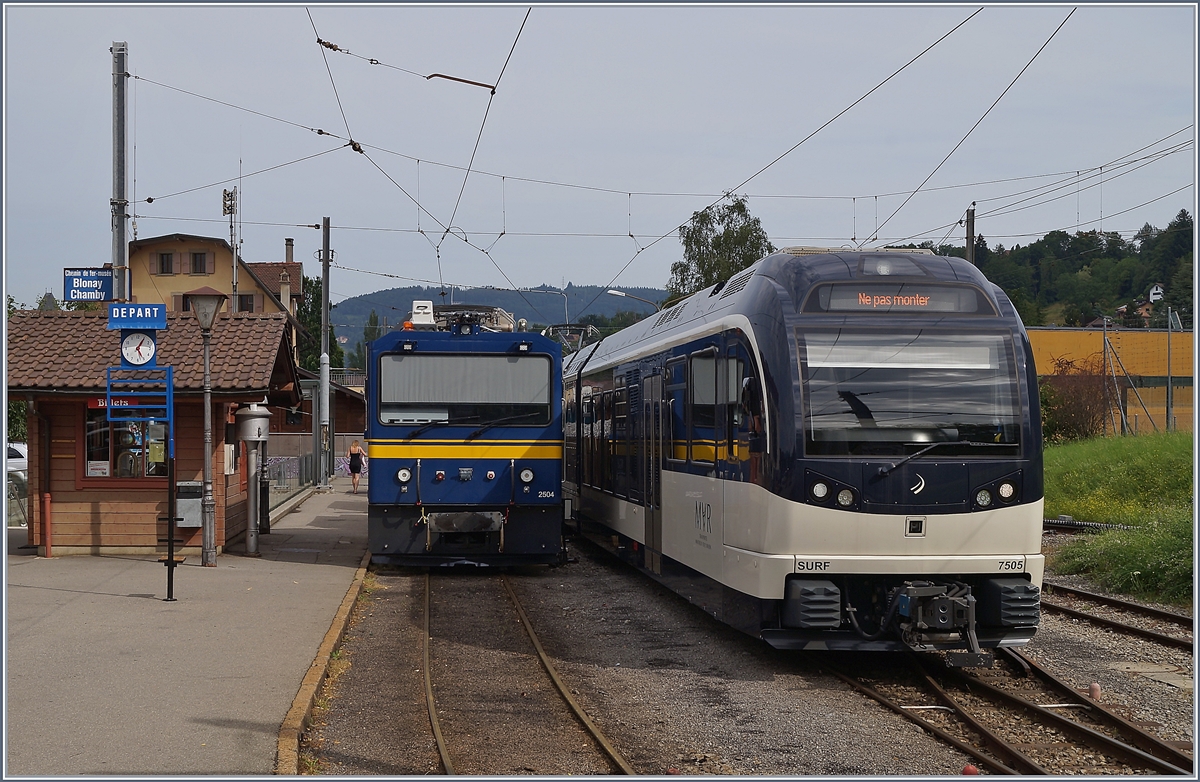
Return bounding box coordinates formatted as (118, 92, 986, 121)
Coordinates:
(107, 303, 168, 331)
(64, 268, 115, 302)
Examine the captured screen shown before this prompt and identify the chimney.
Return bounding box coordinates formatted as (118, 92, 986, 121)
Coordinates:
(280, 271, 291, 314)
(285, 237, 294, 263)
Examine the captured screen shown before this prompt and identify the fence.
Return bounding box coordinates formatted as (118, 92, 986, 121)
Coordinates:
(1028, 327, 1194, 435)
(6, 471, 28, 527)
(264, 432, 368, 508)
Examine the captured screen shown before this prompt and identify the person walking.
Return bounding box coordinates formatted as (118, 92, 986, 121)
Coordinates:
(347, 440, 367, 494)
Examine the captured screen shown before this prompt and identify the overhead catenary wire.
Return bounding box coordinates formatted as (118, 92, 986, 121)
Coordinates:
(119, 21, 1186, 309)
(575, 6, 985, 319)
(866, 7, 1077, 247)
(127, 70, 1193, 216)
(888, 143, 1191, 247)
(307, 8, 356, 143)
(439, 7, 530, 250)
(136, 145, 348, 204)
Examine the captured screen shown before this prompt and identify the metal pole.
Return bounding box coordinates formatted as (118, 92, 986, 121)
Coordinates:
(320, 217, 331, 489)
(165, 455, 177, 601)
(245, 443, 260, 555)
(965, 204, 975, 266)
(111, 42, 128, 302)
(1166, 306, 1173, 432)
(201, 329, 216, 566)
(230, 188, 238, 305)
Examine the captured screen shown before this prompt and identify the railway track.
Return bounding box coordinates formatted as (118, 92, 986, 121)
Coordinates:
(1040, 581, 1193, 652)
(420, 572, 635, 775)
(823, 648, 1193, 775)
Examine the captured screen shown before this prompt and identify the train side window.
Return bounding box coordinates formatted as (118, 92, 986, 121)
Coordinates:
(689, 352, 717, 465)
(665, 357, 687, 464)
(581, 396, 594, 487)
(613, 383, 628, 499)
(601, 391, 613, 494)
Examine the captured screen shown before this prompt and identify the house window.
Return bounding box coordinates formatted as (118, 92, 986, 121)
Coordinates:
(191, 252, 207, 274)
(158, 253, 174, 275)
(237, 294, 255, 313)
(182, 295, 192, 312)
(85, 410, 168, 478)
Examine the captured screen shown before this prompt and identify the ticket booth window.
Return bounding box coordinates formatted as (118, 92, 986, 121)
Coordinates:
(85, 410, 169, 478)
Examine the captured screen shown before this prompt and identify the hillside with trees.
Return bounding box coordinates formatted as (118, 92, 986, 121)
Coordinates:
(331, 283, 666, 359)
(907, 209, 1193, 329)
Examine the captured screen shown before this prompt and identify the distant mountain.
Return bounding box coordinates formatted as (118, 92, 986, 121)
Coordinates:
(331, 283, 667, 348)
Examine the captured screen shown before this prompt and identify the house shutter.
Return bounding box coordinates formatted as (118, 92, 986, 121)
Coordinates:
(172, 294, 182, 311)
(207, 253, 215, 274)
(173, 253, 182, 275)
(255, 293, 264, 313)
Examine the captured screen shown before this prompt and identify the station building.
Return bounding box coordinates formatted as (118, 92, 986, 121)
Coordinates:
(6, 309, 300, 556)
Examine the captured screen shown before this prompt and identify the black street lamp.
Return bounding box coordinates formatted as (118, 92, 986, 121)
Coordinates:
(186, 287, 227, 567)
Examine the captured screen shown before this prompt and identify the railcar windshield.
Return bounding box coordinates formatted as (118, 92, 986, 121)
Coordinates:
(378, 353, 552, 426)
(799, 330, 1021, 456)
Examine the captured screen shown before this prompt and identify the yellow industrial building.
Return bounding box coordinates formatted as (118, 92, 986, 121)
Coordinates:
(1027, 328, 1193, 433)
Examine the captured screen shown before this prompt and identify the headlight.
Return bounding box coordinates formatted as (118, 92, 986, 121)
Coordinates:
(811, 482, 830, 501)
(519, 468, 535, 483)
(836, 489, 854, 507)
(976, 489, 993, 507)
(397, 468, 412, 483)
(998, 481, 1016, 500)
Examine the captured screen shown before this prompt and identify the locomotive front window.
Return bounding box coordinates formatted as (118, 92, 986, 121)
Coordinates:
(378, 353, 552, 426)
(800, 331, 1021, 457)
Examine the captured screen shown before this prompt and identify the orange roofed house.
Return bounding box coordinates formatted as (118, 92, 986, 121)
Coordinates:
(126, 233, 305, 364)
(7, 310, 301, 556)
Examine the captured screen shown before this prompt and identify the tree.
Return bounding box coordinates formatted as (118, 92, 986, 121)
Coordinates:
(667, 195, 775, 298)
(7, 295, 27, 443)
(577, 310, 647, 338)
(296, 275, 343, 372)
(346, 310, 382, 369)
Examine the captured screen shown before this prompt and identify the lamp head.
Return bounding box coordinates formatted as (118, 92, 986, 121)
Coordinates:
(186, 286, 228, 331)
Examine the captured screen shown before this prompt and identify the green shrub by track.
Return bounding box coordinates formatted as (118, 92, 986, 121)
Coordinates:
(1044, 431, 1194, 604)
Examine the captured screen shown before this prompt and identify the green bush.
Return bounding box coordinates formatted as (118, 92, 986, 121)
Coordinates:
(1044, 431, 1193, 603)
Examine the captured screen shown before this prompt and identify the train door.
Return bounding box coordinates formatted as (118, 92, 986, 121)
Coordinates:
(641, 374, 664, 574)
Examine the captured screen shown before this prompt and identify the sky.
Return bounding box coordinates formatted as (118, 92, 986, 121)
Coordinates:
(3, 3, 1196, 325)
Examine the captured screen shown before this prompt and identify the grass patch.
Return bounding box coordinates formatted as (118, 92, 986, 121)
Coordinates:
(1044, 431, 1194, 603)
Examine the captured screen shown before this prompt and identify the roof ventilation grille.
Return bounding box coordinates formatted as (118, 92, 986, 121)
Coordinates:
(653, 305, 683, 330)
(718, 269, 755, 299)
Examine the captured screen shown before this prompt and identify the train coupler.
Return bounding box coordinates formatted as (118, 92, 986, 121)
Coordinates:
(898, 581, 994, 668)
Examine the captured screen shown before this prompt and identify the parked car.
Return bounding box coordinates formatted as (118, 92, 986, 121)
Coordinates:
(7, 443, 29, 527)
(7, 443, 28, 476)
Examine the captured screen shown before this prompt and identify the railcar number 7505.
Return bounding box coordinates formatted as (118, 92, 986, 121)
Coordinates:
(998, 559, 1024, 571)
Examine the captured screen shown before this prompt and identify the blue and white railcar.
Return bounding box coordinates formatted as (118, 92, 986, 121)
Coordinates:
(367, 307, 564, 566)
(563, 249, 1042, 665)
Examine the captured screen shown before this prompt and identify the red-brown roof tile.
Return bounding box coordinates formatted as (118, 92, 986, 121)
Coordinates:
(245, 262, 304, 301)
(6, 310, 299, 403)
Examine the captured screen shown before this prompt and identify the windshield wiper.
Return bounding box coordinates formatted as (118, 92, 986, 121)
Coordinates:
(877, 440, 1012, 475)
(405, 417, 483, 440)
(465, 412, 541, 440)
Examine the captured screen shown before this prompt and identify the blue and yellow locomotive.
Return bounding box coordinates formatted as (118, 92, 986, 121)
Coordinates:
(366, 303, 565, 566)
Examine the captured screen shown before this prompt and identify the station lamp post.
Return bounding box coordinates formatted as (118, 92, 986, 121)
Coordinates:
(186, 286, 227, 567)
(606, 289, 660, 312)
